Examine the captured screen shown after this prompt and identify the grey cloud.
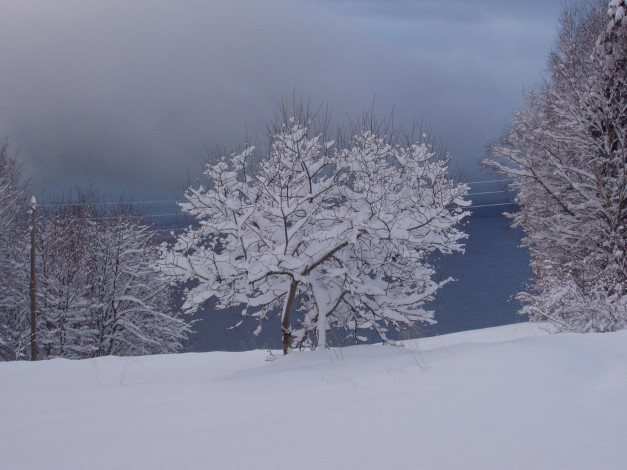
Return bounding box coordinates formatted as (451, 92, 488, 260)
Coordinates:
(0, 0, 564, 197)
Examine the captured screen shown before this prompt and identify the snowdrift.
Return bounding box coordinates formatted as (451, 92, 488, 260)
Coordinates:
(2, 323, 626, 469)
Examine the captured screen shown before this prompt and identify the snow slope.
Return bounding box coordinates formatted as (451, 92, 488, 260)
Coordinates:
(2, 323, 626, 469)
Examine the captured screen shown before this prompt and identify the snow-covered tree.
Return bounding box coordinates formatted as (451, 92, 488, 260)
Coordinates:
(37, 205, 95, 358)
(0, 142, 30, 360)
(161, 110, 469, 353)
(0, 141, 23, 230)
(486, 0, 627, 332)
(35, 197, 192, 358)
(88, 213, 191, 356)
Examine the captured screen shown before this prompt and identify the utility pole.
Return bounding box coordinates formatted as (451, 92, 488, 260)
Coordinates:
(29, 196, 37, 361)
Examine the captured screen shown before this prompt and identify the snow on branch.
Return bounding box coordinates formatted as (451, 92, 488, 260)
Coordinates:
(161, 111, 469, 353)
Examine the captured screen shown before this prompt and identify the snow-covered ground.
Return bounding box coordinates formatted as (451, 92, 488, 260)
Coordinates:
(2, 323, 626, 469)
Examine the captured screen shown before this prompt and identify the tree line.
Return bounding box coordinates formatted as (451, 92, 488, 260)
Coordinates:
(0, 155, 191, 360)
(486, 0, 627, 332)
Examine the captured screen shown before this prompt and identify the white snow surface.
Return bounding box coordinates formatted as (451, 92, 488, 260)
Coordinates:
(2, 322, 627, 469)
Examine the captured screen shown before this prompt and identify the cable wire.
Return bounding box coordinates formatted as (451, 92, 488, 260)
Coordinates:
(466, 202, 517, 209)
(467, 190, 511, 196)
(465, 179, 512, 185)
(34, 179, 515, 208)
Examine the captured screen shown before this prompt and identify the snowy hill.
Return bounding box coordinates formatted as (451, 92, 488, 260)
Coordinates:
(2, 323, 626, 469)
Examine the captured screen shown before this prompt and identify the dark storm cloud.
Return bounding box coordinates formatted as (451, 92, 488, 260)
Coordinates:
(0, 0, 563, 197)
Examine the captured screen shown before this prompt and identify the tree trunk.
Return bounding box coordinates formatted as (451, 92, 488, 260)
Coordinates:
(281, 279, 298, 355)
(317, 311, 326, 351)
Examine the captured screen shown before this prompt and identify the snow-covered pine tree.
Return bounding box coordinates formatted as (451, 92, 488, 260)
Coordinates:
(161, 107, 469, 353)
(486, 0, 627, 332)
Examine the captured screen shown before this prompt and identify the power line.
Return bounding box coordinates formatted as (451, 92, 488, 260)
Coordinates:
(465, 179, 512, 185)
(32, 179, 519, 223)
(35, 179, 515, 208)
(466, 202, 517, 209)
(37, 199, 184, 208)
(153, 227, 188, 233)
(467, 190, 511, 196)
(35, 203, 518, 230)
(34, 213, 189, 222)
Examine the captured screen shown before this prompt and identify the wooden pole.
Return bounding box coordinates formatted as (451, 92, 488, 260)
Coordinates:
(29, 196, 37, 361)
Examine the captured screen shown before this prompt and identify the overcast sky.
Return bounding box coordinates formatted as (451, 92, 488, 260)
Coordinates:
(0, 0, 564, 198)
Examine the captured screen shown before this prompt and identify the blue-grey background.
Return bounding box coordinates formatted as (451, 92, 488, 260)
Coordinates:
(2, 1, 554, 349)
